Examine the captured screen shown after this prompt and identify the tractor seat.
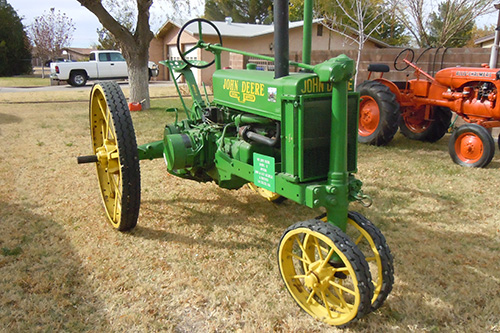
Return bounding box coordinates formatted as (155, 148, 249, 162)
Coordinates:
(367, 63, 390, 73)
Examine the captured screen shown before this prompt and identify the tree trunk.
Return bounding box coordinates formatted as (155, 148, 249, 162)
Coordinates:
(41, 58, 45, 79)
(77, 0, 154, 110)
(354, 38, 363, 87)
(122, 47, 151, 110)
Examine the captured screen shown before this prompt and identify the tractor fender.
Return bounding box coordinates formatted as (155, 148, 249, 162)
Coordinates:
(371, 78, 403, 104)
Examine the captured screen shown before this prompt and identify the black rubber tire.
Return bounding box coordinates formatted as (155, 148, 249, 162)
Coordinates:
(90, 81, 141, 231)
(356, 80, 400, 146)
(399, 106, 451, 142)
(69, 71, 87, 87)
(448, 123, 495, 168)
(278, 219, 373, 326)
(347, 212, 394, 311)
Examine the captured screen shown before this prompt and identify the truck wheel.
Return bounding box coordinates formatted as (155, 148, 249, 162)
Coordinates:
(90, 81, 141, 230)
(357, 81, 399, 146)
(449, 124, 494, 168)
(399, 106, 451, 142)
(69, 71, 87, 87)
(278, 219, 373, 326)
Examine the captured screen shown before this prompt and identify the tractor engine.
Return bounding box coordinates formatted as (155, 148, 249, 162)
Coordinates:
(162, 105, 281, 189)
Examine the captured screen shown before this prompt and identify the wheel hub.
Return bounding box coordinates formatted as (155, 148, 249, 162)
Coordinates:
(96, 139, 119, 173)
(460, 134, 482, 160)
(359, 97, 380, 135)
(361, 109, 372, 122)
(304, 261, 336, 292)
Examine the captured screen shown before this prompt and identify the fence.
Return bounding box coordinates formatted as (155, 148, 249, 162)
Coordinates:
(240, 48, 495, 84)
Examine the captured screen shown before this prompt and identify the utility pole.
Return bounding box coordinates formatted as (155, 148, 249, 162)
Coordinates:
(489, 3, 500, 68)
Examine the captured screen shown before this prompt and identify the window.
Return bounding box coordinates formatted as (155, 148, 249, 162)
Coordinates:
(317, 24, 323, 37)
(89, 53, 95, 61)
(110, 53, 125, 61)
(99, 53, 110, 62)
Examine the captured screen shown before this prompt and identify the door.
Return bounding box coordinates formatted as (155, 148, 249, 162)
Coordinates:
(168, 45, 183, 83)
(97, 52, 128, 78)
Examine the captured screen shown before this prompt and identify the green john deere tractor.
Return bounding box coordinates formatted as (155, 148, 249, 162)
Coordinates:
(77, 0, 393, 326)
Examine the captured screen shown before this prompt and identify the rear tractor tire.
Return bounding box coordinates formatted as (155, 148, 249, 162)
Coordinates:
(356, 81, 399, 146)
(449, 123, 494, 168)
(399, 106, 451, 142)
(89, 81, 141, 230)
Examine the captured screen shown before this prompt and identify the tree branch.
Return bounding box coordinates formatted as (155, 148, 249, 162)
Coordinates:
(77, 0, 135, 46)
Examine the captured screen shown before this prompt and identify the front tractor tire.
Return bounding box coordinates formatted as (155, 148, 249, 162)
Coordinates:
(399, 106, 451, 142)
(247, 182, 285, 203)
(346, 212, 394, 311)
(278, 220, 373, 326)
(449, 123, 495, 168)
(90, 81, 141, 230)
(356, 81, 399, 146)
(318, 212, 394, 311)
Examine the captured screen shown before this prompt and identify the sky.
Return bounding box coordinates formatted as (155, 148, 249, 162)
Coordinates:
(11, 0, 500, 48)
(12, 0, 204, 48)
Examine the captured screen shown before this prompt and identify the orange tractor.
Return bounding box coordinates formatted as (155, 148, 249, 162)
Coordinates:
(357, 48, 500, 168)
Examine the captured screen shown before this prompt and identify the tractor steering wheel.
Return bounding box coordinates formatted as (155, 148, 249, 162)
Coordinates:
(176, 18, 223, 69)
(394, 48, 415, 71)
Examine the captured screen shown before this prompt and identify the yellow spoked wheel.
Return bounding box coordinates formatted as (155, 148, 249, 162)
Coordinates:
(319, 212, 394, 311)
(247, 182, 285, 203)
(278, 220, 373, 326)
(90, 81, 140, 231)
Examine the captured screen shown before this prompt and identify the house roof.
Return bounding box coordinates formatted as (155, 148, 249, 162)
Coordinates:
(475, 33, 495, 45)
(157, 19, 323, 39)
(156, 18, 390, 48)
(61, 47, 95, 56)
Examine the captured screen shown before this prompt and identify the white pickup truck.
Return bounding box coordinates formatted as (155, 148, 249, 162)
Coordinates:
(50, 50, 159, 87)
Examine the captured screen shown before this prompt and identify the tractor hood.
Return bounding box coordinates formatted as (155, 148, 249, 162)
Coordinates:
(212, 69, 333, 121)
(434, 67, 500, 89)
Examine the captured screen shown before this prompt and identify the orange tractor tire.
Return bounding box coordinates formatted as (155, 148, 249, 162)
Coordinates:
(399, 106, 451, 142)
(356, 81, 399, 146)
(448, 124, 495, 168)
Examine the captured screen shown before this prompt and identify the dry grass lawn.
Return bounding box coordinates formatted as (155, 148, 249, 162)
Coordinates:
(1, 86, 499, 332)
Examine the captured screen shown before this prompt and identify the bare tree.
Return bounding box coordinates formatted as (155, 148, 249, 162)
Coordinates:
(29, 8, 75, 78)
(320, 0, 389, 86)
(77, 0, 155, 109)
(396, 0, 496, 47)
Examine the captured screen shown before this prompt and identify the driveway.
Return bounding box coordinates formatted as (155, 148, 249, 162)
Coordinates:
(0, 80, 174, 93)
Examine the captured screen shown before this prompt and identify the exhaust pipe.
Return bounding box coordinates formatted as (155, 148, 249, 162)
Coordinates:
(274, 0, 289, 78)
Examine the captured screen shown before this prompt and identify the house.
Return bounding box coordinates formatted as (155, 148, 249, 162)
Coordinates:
(60, 48, 95, 61)
(149, 18, 390, 83)
(475, 34, 497, 48)
(31, 47, 95, 67)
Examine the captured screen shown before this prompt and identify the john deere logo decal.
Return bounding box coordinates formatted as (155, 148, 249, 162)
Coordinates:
(223, 79, 264, 104)
(229, 91, 256, 103)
